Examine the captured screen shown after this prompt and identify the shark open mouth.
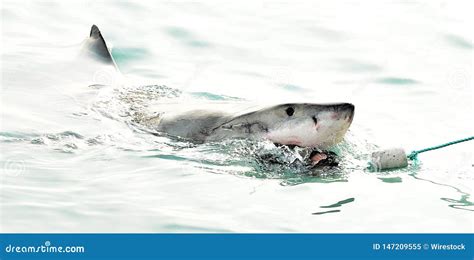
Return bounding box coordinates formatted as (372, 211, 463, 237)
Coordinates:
(274, 143, 302, 149)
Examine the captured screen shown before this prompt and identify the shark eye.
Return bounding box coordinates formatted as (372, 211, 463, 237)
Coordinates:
(285, 107, 295, 116)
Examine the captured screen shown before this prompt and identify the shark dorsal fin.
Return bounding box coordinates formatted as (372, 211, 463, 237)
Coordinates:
(84, 25, 116, 66)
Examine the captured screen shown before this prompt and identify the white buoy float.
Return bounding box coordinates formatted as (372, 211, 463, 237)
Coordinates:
(368, 136, 473, 172)
(369, 148, 408, 171)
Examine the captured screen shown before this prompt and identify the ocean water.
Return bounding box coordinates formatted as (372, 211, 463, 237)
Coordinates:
(1, 1, 472, 232)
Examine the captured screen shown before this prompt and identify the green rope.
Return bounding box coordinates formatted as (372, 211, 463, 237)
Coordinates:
(407, 136, 474, 161)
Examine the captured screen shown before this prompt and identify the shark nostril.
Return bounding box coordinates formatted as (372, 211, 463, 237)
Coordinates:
(312, 116, 318, 125)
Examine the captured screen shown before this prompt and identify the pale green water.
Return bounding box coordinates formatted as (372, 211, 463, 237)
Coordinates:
(1, 1, 472, 232)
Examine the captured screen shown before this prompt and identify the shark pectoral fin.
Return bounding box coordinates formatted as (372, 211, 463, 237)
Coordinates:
(82, 25, 117, 67)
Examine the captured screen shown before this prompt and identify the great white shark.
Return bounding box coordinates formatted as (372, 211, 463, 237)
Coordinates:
(84, 25, 354, 149)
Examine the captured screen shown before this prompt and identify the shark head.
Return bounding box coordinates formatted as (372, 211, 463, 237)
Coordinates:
(212, 103, 354, 148)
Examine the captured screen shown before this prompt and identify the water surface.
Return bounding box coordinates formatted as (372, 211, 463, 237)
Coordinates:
(1, 1, 472, 232)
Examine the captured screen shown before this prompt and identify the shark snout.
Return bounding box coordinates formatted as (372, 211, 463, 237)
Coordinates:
(340, 103, 355, 122)
(338, 103, 355, 112)
(323, 103, 355, 122)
